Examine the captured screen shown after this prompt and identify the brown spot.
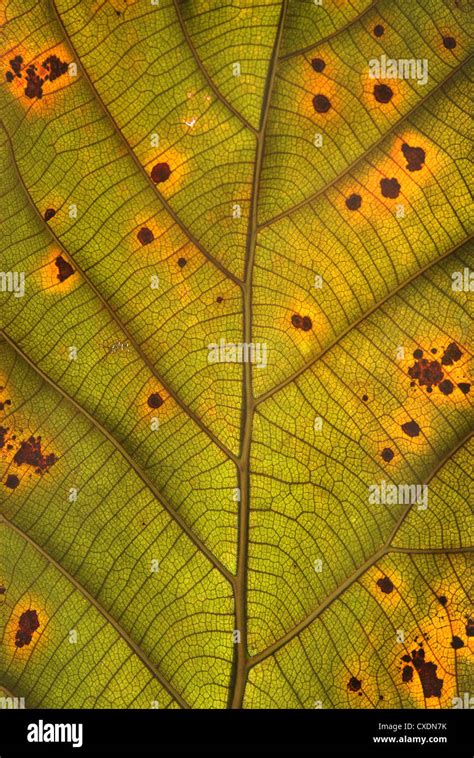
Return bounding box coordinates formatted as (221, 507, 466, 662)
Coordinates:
(431, 348, 437, 354)
(439, 379, 454, 396)
(346, 193, 362, 211)
(442, 36, 457, 50)
(216, 296, 223, 303)
(15, 609, 40, 648)
(0, 399, 11, 410)
(377, 576, 394, 594)
(5, 474, 19, 490)
(411, 648, 443, 698)
(147, 393, 163, 409)
(311, 58, 326, 73)
(441, 342, 462, 366)
(42, 55, 68, 82)
(313, 94, 331, 113)
(401, 420, 420, 437)
(401, 654, 411, 663)
(373, 24, 385, 37)
(466, 618, 474, 637)
(13, 436, 57, 472)
(0, 586, 5, 594)
(5, 71, 14, 83)
(457, 382, 470, 394)
(402, 665, 413, 683)
(54, 256, 75, 283)
(24, 65, 44, 100)
(348, 677, 361, 692)
(380, 177, 401, 199)
(362, 394, 368, 402)
(291, 314, 312, 331)
(437, 595, 447, 606)
(401, 143, 425, 172)
(374, 84, 393, 103)
(44, 208, 56, 221)
(10, 56, 22, 77)
(291, 314, 302, 329)
(451, 636, 464, 649)
(151, 162, 171, 183)
(177, 258, 187, 268)
(381, 447, 394, 462)
(408, 357, 444, 390)
(137, 227, 154, 246)
(413, 349, 423, 359)
(0, 426, 7, 449)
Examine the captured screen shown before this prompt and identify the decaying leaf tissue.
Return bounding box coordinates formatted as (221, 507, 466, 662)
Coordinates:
(0, 0, 472, 752)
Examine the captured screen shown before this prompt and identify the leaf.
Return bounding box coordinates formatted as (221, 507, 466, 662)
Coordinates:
(0, 0, 472, 710)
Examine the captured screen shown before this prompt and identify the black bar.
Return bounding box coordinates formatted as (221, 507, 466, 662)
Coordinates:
(0, 708, 471, 756)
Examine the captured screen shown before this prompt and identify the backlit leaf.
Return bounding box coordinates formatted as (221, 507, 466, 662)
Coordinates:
(0, 0, 472, 710)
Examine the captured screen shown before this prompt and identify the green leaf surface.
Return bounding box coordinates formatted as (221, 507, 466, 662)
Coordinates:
(0, 0, 472, 709)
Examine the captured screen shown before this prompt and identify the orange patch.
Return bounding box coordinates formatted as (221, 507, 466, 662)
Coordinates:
(37, 249, 78, 294)
(3, 43, 75, 115)
(5, 599, 47, 659)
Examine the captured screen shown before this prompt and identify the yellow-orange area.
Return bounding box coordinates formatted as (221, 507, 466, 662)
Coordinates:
(2, 42, 75, 115)
(361, 70, 406, 110)
(143, 145, 188, 196)
(298, 59, 342, 125)
(395, 342, 472, 406)
(140, 381, 177, 424)
(391, 130, 444, 188)
(284, 301, 328, 356)
(5, 598, 48, 660)
(37, 249, 78, 295)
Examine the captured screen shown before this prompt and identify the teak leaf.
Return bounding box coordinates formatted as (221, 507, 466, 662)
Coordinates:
(0, 0, 472, 710)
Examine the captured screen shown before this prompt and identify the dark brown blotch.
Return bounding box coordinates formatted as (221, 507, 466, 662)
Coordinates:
(151, 162, 171, 184)
(381, 447, 394, 463)
(137, 227, 154, 246)
(55, 256, 75, 283)
(380, 177, 401, 199)
(442, 36, 457, 50)
(24, 65, 44, 100)
(401, 420, 420, 437)
(177, 258, 187, 268)
(439, 379, 454, 396)
(441, 342, 462, 366)
(42, 55, 68, 83)
(377, 576, 394, 594)
(44, 208, 56, 221)
(457, 383, 470, 395)
(313, 94, 331, 113)
(13, 436, 57, 472)
(402, 665, 413, 683)
(347, 677, 362, 692)
(311, 58, 326, 73)
(401, 143, 425, 172)
(451, 636, 464, 649)
(15, 609, 40, 648)
(411, 648, 443, 698)
(147, 393, 163, 409)
(5, 474, 19, 490)
(374, 84, 393, 103)
(346, 193, 362, 211)
(408, 356, 444, 391)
